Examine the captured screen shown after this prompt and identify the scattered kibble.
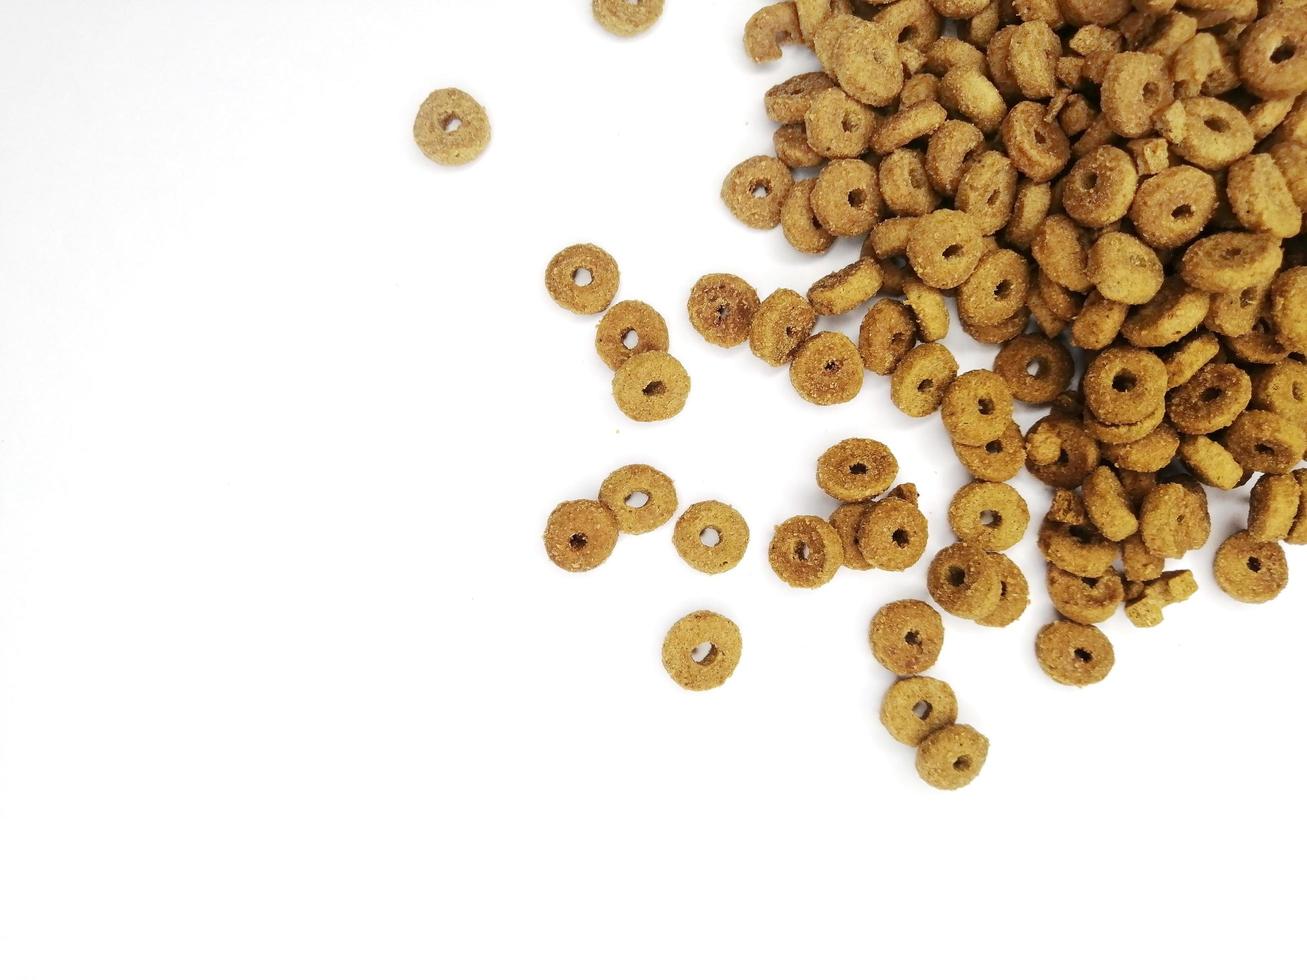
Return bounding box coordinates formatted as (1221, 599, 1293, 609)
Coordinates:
(413, 88, 490, 166)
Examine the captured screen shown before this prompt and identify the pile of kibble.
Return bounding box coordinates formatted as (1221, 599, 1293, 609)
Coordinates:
(518, 1, 1307, 789)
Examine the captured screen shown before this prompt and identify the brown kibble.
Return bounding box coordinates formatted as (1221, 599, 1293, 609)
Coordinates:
(1129, 166, 1219, 249)
(1172, 98, 1255, 170)
(881, 675, 957, 745)
(870, 600, 944, 676)
(858, 498, 930, 571)
(902, 278, 950, 342)
(1038, 517, 1119, 577)
(1026, 416, 1103, 488)
(1139, 481, 1210, 559)
(1087, 232, 1164, 306)
(927, 542, 1002, 619)
(940, 67, 1007, 133)
(1084, 347, 1168, 426)
(954, 421, 1026, 482)
(765, 71, 837, 124)
(817, 438, 899, 503)
(1100, 52, 1173, 138)
(791, 332, 863, 405)
(662, 611, 742, 692)
(926, 119, 986, 196)
(751, 289, 817, 367)
(1047, 566, 1125, 625)
(891, 342, 958, 417)
(1248, 472, 1302, 542)
(769, 515, 844, 588)
(1226, 154, 1302, 240)
(745, 2, 804, 62)
(1031, 215, 1092, 292)
(1223, 410, 1307, 475)
(781, 178, 837, 255)
(774, 122, 825, 169)
(1124, 570, 1198, 628)
(1166, 362, 1252, 435)
(1001, 101, 1072, 182)
(805, 87, 878, 159)
(880, 148, 940, 216)
(906, 209, 984, 289)
(1213, 531, 1289, 603)
(722, 156, 794, 230)
(808, 259, 882, 318)
(947, 481, 1030, 552)
(1178, 435, 1244, 491)
(612, 351, 690, 422)
(598, 464, 677, 535)
(915, 724, 989, 790)
(544, 499, 620, 573)
(688, 274, 760, 349)
(1072, 291, 1128, 351)
(958, 249, 1030, 329)
(1162, 331, 1221, 390)
(1270, 267, 1307, 355)
(593, 0, 664, 36)
(941, 370, 1014, 447)
(673, 501, 749, 574)
(546, 244, 620, 315)
(595, 301, 669, 370)
(1237, 9, 1307, 99)
(1062, 146, 1138, 229)
(859, 299, 917, 376)
(831, 18, 905, 107)
(1035, 621, 1115, 686)
(830, 503, 874, 571)
(974, 553, 1030, 628)
(813, 160, 882, 238)
(413, 88, 491, 166)
(993, 333, 1074, 405)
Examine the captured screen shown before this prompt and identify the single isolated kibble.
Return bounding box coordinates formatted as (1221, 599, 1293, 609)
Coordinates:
(1035, 621, 1115, 686)
(544, 499, 620, 573)
(673, 501, 749, 574)
(661, 611, 742, 692)
(592, 0, 664, 36)
(598, 464, 677, 535)
(595, 301, 669, 370)
(688, 274, 760, 349)
(546, 244, 621, 315)
(722, 155, 794, 230)
(881, 676, 958, 746)
(612, 351, 690, 422)
(870, 600, 944, 676)
(1213, 531, 1289, 604)
(817, 438, 899, 502)
(769, 515, 844, 588)
(413, 88, 491, 166)
(916, 724, 989, 790)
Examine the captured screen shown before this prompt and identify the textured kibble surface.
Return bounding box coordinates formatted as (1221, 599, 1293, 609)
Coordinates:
(592, 0, 663, 37)
(915, 724, 989, 790)
(769, 515, 844, 588)
(544, 500, 619, 573)
(545, 244, 620, 315)
(881, 676, 958, 747)
(612, 351, 690, 422)
(662, 611, 742, 691)
(1035, 621, 1115, 687)
(413, 88, 490, 166)
(870, 600, 944, 677)
(673, 501, 750, 575)
(598, 464, 677, 536)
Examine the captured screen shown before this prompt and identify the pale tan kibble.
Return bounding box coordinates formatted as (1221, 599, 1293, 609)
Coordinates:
(413, 88, 490, 166)
(881, 676, 957, 746)
(593, 0, 664, 36)
(662, 611, 742, 691)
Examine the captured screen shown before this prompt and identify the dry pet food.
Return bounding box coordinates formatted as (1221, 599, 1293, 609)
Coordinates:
(881, 675, 957, 745)
(662, 611, 742, 691)
(870, 600, 944, 676)
(612, 351, 690, 422)
(598, 464, 677, 535)
(413, 88, 490, 166)
(593, 0, 664, 36)
(673, 501, 750, 574)
(544, 499, 620, 573)
(546, 244, 620, 315)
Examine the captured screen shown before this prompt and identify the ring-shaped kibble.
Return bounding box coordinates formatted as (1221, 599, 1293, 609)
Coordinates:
(1122, 279, 1211, 349)
(1035, 271, 1080, 324)
(1100, 422, 1180, 473)
(1214, 531, 1290, 604)
(598, 464, 677, 535)
(545, 243, 620, 315)
(764, 71, 836, 124)
(984, 24, 1020, 98)
(993, 333, 1073, 405)
(958, 248, 1030, 328)
(673, 501, 749, 574)
(661, 611, 742, 692)
(1163, 331, 1222, 390)
(688, 273, 760, 349)
(1047, 567, 1125, 626)
(781, 179, 836, 255)
(1100, 52, 1173, 138)
(1025, 416, 1102, 489)
(1001, 101, 1071, 182)
(1006, 178, 1052, 250)
(1084, 400, 1166, 448)
(954, 421, 1026, 482)
(879, 149, 940, 217)
(925, 120, 986, 197)
(1129, 166, 1219, 249)
(1031, 215, 1092, 292)
(941, 369, 1014, 447)
(412, 88, 491, 166)
(543, 500, 620, 572)
(1179, 435, 1244, 491)
(1139, 11, 1199, 59)
(1037, 517, 1119, 577)
(881, 675, 957, 746)
(939, 67, 1006, 133)
(1084, 347, 1168, 425)
(592, 0, 664, 36)
(813, 12, 862, 69)
(611, 351, 690, 422)
(901, 278, 949, 342)
(1252, 360, 1307, 427)
(1249, 473, 1302, 542)
(595, 301, 669, 370)
(1008, 20, 1059, 99)
(1072, 292, 1127, 351)
(954, 150, 1019, 235)
(906, 209, 983, 289)
(809, 259, 883, 318)
(874, 0, 941, 49)
(1270, 140, 1307, 214)
(805, 88, 877, 160)
(963, 311, 1028, 346)
(870, 600, 944, 676)
(1035, 621, 1114, 686)
(1174, 97, 1256, 170)
(1062, 146, 1138, 229)
(791, 332, 863, 405)
(1291, 471, 1307, 545)
(812, 159, 881, 238)
(859, 299, 917, 376)
(1139, 482, 1209, 559)
(1227, 154, 1303, 240)
(1223, 410, 1307, 475)
(1123, 531, 1164, 583)
(891, 342, 958, 417)
(769, 515, 844, 588)
(857, 498, 929, 571)
(927, 542, 1002, 620)
(974, 553, 1031, 628)
(817, 438, 899, 503)
(1226, 316, 1292, 366)
(774, 122, 824, 169)
(744, 2, 803, 62)
(872, 99, 948, 155)
(831, 18, 904, 107)
(1087, 232, 1164, 306)
(1271, 267, 1307, 352)
(1238, 10, 1307, 98)
(830, 503, 874, 571)
(925, 34, 988, 70)
(899, 73, 940, 108)
(721, 156, 794, 230)
(947, 481, 1030, 552)
(1083, 465, 1140, 542)
(1026, 289, 1068, 340)
(870, 216, 917, 261)
(1166, 362, 1253, 435)
(750, 288, 817, 367)
(916, 724, 989, 791)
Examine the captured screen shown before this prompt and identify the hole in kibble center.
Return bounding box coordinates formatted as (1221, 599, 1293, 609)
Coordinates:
(1070, 524, 1094, 544)
(978, 397, 995, 416)
(573, 267, 593, 286)
(1272, 41, 1296, 64)
(569, 532, 588, 550)
(1113, 371, 1137, 392)
(1074, 648, 1094, 663)
(700, 526, 721, 548)
(905, 630, 921, 647)
(1205, 116, 1229, 133)
(1201, 386, 1222, 402)
(1057, 448, 1070, 466)
(750, 181, 771, 198)
(795, 541, 812, 561)
(1034, 127, 1047, 145)
(985, 439, 1003, 454)
(918, 378, 934, 392)
(1143, 81, 1159, 101)
(912, 700, 932, 720)
(850, 462, 869, 475)
(980, 509, 1001, 527)
(943, 243, 964, 259)
(621, 330, 639, 350)
(691, 642, 718, 666)
(953, 755, 972, 772)
(848, 188, 867, 208)
(1256, 442, 1274, 455)
(892, 528, 911, 547)
(1240, 287, 1257, 307)
(715, 303, 730, 321)
(1172, 204, 1194, 220)
(625, 490, 649, 509)
(642, 380, 666, 397)
(1028, 357, 1047, 377)
(824, 359, 842, 373)
(900, 25, 917, 43)
(441, 114, 462, 132)
(995, 279, 1013, 299)
(947, 565, 966, 587)
(1248, 556, 1263, 572)
(1080, 170, 1098, 190)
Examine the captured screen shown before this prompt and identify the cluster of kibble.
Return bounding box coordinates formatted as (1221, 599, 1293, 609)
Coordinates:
(688, 0, 1307, 785)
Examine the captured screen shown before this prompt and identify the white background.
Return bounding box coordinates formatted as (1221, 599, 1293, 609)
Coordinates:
(0, 2, 1303, 977)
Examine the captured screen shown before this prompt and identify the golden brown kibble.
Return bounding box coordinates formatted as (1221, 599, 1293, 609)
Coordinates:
(751, 289, 817, 367)
(413, 88, 490, 166)
(544, 500, 620, 573)
(673, 501, 750, 575)
(870, 600, 944, 676)
(745, 2, 804, 62)
(858, 498, 930, 571)
(817, 438, 899, 503)
(688, 274, 760, 350)
(769, 515, 844, 588)
(927, 543, 1002, 620)
(947, 481, 1030, 552)
(1213, 531, 1289, 604)
(881, 675, 957, 745)
(598, 464, 677, 535)
(916, 724, 989, 790)
(612, 351, 690, 422)
(722, 156, 794, 230)
(592, 0, 664, 36)
(595, 301, 669, 370)
(662, 611, 742, 692)
(791, 332, 864, 405)
(1035, 621, 1115, 686)
(546, 244, 620, 315)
